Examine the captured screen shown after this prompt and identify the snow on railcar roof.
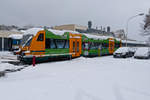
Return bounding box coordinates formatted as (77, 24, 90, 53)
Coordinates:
(9, 34, 23, 39)
(22, 28, 122, 41)
(23, 28, 44, 36)
(23, 28, 80, 36)
(48, 29, 80, 35)
(82, 33, 114, 40)
(48, 29, 66, 35)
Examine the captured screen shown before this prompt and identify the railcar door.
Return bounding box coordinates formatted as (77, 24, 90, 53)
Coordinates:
(69, 34, 82, 58)
(70, 39, 76, 57)
(75, 39, 81, 56)
(109, 38, 115, 54)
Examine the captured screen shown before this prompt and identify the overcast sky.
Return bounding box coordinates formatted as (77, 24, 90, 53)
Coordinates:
(0, 0, 150, 41)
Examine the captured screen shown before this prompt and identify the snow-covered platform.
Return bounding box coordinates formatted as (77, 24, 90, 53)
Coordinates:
(0, 56, 150, 100)
(0, 51, 18, 61)
(0, 51, 23, 72)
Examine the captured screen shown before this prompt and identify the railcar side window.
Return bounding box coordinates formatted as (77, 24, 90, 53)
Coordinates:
(73, 42, 75, 52)
(102, 43, 108, 49)
(90, 42, 99, 49)
(46, 39, 51, 49)
(12, 40, 17, 45)
(37, 33, 44, 41)
(99, 44, 102, 49)
(55, 39, 65, 49)
(17, 40, 21, 45)
(46, 39, 68, 49)
(50, 39, 56, 49)
(64, 40, 69, 48)
(115, 43, 120, 48)
(82, 42, 85, 49)
(85, 43, 89, 49)
(77, 42, 79, 52)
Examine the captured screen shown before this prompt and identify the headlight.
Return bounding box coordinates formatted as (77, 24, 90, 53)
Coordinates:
(21, 51, 30, 56)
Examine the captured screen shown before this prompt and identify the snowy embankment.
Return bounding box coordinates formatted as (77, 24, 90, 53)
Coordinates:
(0, 56, 150, 100)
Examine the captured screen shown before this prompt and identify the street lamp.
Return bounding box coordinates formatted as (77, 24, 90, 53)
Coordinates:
(126, 13, 144, 47)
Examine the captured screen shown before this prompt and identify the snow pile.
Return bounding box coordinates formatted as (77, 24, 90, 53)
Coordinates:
(134, 47, 150, 57)
(9, 34, 23, 39)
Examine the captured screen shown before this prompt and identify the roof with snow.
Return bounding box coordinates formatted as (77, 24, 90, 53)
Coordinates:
(9, 34, 23, 39)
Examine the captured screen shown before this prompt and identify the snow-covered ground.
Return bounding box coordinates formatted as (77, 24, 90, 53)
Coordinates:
(0, 55, 150, 100)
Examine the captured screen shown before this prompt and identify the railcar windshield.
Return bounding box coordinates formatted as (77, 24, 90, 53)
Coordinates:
(21, 34, 33, 47)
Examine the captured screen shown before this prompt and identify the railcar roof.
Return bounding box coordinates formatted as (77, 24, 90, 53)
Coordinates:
(23, 28, 80, 36)
(82, 33, 115, 40)
(23, 28, 123, 41)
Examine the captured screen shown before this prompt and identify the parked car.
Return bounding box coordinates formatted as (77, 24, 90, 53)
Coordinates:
(113, 47, 134, 58)
(134, 47, 150, 59)
(128, 47, 138, 56)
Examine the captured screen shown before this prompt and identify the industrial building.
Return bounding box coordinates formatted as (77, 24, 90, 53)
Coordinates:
(53, 24, 87, 31)
(53, 23, 115, 37)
